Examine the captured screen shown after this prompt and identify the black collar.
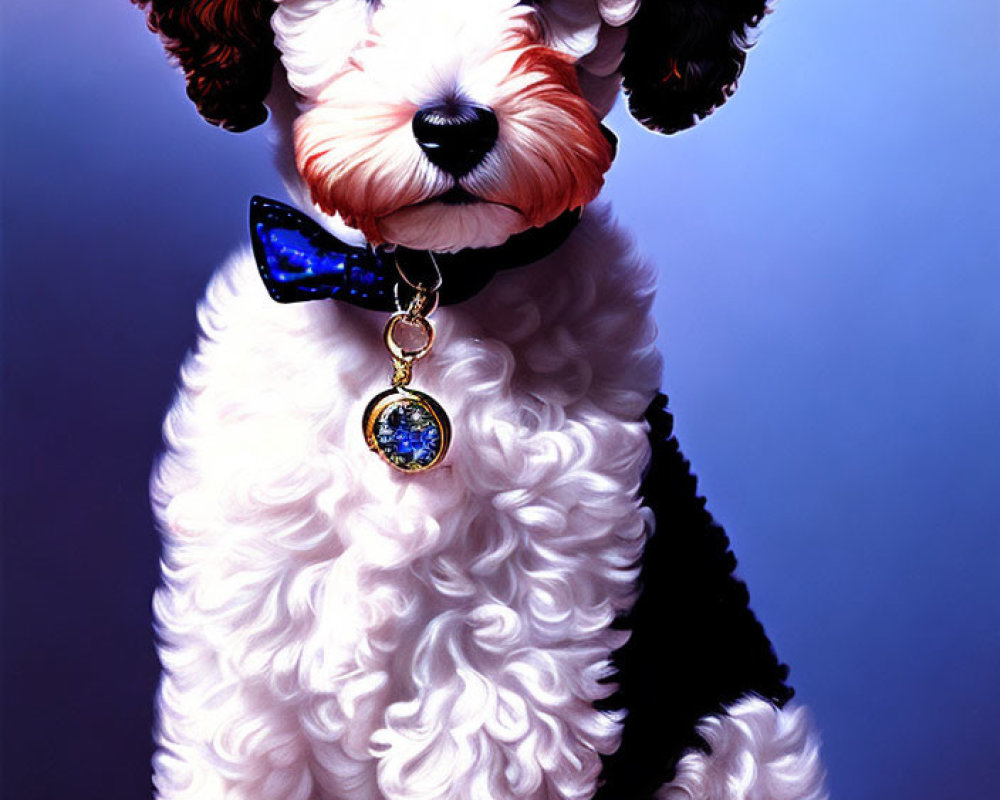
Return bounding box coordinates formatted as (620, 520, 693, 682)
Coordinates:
(249, 196, 580, 311)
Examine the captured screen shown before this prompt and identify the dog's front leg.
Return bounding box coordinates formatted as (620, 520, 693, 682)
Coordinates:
(153, 672, 315, 800)
(654, 698, 826, 800)
(152, 584, 318, 800)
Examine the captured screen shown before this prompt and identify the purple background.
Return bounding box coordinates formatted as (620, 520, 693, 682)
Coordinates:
(2, 2, 998, 798)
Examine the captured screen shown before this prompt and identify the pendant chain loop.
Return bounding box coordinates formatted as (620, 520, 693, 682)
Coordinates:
(386, 282, 438, 388)
(364, 253, 451, 472)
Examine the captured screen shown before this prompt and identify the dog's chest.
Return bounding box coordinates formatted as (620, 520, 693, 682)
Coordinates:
(157, 213, 662, 797)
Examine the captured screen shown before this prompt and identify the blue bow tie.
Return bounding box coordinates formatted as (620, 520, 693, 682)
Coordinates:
(249, 196, 580, 311)
(250, 196, 395, 310)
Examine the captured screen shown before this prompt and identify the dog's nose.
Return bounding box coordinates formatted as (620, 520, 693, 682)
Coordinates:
(412, 104, 499, 177)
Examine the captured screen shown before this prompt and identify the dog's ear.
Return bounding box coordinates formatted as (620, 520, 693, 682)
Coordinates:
(133, 0, 278, 132)
(620, 0, 770, 135)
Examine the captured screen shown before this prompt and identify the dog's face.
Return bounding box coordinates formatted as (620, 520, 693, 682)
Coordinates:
(136, 0, 769, 251)
(279, 0, 620, 251)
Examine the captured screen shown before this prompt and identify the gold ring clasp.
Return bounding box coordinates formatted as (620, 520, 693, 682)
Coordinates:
(384, 312, 435, 363)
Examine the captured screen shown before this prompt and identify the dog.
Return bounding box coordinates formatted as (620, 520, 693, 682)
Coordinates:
(134, 1, 827, 798)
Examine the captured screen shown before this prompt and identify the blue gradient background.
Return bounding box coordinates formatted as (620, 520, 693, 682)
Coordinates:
(2, 2, 998, 798)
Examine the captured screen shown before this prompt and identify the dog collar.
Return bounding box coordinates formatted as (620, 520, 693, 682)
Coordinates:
(249, 195, 581, 311)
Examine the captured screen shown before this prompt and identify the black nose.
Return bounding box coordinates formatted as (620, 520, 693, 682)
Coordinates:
(412, 104, 499, 177)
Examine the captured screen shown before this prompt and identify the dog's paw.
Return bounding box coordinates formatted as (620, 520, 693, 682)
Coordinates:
(656, 696, 827, 800)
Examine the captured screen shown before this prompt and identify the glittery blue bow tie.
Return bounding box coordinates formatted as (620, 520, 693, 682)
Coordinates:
(250, 196, 395, 310)
(249, 196, 580, 311)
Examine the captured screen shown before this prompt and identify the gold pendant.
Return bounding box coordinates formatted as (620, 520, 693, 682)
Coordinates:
(363, 289, 451, 473)
(363, 386, 450, 472)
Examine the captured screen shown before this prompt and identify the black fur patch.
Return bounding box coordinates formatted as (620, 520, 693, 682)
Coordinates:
(620, 0, 770, 135)
(595, 393, 793, 798)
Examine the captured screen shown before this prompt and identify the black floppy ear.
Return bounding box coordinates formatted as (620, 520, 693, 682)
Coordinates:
(132, 0, 278, 132)
(620, 0, 770, 135)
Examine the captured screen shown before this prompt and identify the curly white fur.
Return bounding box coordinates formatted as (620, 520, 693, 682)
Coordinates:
(153, 208, 664, 799)
(658, 697, 828, 800)
(272, 0, 636, 111)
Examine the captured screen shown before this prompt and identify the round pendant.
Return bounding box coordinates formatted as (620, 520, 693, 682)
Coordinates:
(363, 387, 451, 472)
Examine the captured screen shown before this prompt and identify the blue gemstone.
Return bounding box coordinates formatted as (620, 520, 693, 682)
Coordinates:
(375, 399, 443, 470)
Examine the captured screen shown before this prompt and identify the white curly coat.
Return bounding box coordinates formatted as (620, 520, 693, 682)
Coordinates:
(150, 1, 826, 797)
